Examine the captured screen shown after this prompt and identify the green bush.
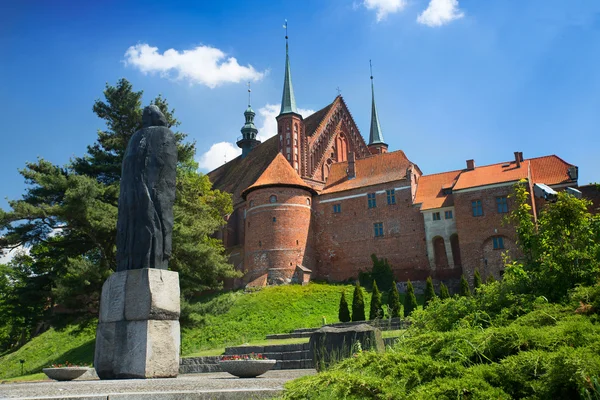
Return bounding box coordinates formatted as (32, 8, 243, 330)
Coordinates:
(459, 275, 471, 297)
(369, 281, 383, 320)
(474, 270, 482, 291)
(388, 282, 401, 318)
(439, 282, 450, 299)
(338, 291, 351, 323)
(404, 280, 418, 318)
(424, 276, 436, 308)
(352, 282, 366, 322)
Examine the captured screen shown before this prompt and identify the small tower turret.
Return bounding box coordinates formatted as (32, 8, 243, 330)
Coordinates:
(237, 83, 261, 158)
(367, 60, 388, 155)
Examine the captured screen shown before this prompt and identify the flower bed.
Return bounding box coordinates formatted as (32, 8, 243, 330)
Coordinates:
(219, 353, 276, 378)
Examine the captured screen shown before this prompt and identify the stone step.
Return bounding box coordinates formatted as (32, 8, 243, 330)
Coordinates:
(265, 331, 314, 340)
(224, 342, 310, 355)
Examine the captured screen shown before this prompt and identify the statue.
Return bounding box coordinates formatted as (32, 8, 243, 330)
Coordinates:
(116, 105, 177, 271)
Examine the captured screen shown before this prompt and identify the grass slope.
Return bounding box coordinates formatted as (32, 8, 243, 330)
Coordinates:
(1, 283, 386, 379)
(181, 283, 366, 354)
(0, 324, 95, 379)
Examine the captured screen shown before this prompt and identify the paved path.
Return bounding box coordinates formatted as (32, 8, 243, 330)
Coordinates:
(0, 370, 315, 400)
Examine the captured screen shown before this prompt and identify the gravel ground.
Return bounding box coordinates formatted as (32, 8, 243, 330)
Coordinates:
(0, 369, 315, 400)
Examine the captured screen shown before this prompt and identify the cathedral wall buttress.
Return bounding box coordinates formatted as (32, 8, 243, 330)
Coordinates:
(276, 114, 303, 175)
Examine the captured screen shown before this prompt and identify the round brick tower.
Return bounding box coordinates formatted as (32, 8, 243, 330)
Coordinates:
(242, 153, 316, 286)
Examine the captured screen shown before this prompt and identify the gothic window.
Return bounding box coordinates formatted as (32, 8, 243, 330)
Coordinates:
(306, 198, 311, 205)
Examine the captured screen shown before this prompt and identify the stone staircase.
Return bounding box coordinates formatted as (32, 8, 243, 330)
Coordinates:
(180, 318, 406, 374)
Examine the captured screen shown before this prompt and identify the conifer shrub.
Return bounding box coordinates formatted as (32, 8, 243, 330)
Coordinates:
(424, 276, 436, 308)
(351, 282, 366, 322)
(369, 281, 383, 320)
(486, 274, 496, 284)
(439, 282, 450, 299)
(459, 275, 471, 297)
(474, 270, 482, 291)
(370, 254, 394, 292)
(388, 281, 401, 318)
(404, 280, 418, 318)
(338, 291, 351, 323)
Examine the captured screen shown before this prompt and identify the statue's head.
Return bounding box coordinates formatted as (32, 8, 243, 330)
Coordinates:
(142, 105, 168, 128)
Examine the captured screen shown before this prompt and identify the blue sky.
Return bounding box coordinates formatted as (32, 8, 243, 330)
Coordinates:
(1, 0, 599, 214)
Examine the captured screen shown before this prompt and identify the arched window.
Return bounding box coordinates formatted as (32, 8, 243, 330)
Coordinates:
(450, 234, 462, 267)
(270, 195, 277, 203)
(306, 198, 311, 205)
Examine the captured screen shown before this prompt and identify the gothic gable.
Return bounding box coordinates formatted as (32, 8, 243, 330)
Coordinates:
(304, 96, 370, 181)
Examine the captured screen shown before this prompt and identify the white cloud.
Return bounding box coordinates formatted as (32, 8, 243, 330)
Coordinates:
(417, 0, 464, 27)
(198, 142, 242, 171)
(124, 43, 266, 88)
(197, 104, 315, 172)
(363, 0, 407, 22)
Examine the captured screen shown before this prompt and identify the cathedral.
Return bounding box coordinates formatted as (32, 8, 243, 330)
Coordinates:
(208, 37, 595, 292)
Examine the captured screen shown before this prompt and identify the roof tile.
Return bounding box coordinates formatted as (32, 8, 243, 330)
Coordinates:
(242, 153, 314, 198)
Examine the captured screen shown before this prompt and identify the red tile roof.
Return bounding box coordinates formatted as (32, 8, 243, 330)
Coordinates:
(208, 136, 279, 205)
(415, 155, 575, 211)
(304, 100, 335, 138)
(321, 150, 412, 194)
(414, 170, 462, 210)
(242, 153, 315, 198)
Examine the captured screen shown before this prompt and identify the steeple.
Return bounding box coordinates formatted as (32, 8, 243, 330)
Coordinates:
(368, 60, 388, 154)
(237, 83, 261, 158)
(279, 20, 298, 116)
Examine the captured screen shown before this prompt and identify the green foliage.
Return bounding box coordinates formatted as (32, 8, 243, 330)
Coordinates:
(387, 282, 401, 318)
(506, 182, 600, 301)
(0, 79, 236, 349)
(352, 282, 366, 322)
(486, 274, 496, 284)
(369, 254, 394, 292)
(439, 282, 450, 299)
(474, 270, 482, 291)
(369, 281, 383, 320)
(424, 276, 436, 308)
(459, 275, 471, 297)
(403, 280, 418, 317)
(281, 283, 600, 400)
(338, 291, 351, 323)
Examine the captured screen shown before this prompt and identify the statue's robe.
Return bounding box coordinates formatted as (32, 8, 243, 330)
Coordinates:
(116, 124, 177, 271)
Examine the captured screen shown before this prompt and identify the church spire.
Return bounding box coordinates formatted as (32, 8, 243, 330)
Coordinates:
(368, 60, 388, 154)
(279, 20, 298, 116)
(237, 82, 260, 158)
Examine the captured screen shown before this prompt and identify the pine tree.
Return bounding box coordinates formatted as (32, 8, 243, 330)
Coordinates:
(369, 281, 383, 320)
(403, 280, 418, 317)
(473, 270, 482, 291)
(351, 282, 366, 322)
(439, 282, 450, 299)
(424, 276, 436, 308)
(459, 275, 471, 297)
(338, 291, 351, 322)
(388, 281, 401, 318)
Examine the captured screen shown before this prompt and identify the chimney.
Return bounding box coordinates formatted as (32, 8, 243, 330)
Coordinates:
(466, 159, 475, 170)
(347, 152, 356, 179)
(519, 152, 524, 162)
(514, 151, 521, 168)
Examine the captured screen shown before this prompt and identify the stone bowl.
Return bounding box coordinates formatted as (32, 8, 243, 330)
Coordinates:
(42, 367, 92, 381)
(219, 359, 277, 378)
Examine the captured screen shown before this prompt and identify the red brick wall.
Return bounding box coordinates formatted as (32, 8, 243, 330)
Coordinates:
(244, 186, 314, 283)
(453, 184, 522, 282)
(313, 179, 429, 282)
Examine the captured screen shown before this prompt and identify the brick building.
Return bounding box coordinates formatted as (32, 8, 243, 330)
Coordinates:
(208, 38, 591, 291)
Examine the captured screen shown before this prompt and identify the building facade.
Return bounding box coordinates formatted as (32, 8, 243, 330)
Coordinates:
(208, 39, 593, 292)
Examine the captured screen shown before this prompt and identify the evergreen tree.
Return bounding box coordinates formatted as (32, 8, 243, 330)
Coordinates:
(403, 280, 418, 317)
(473, 270, 482, 291)
(439, 282, 450, 300)
(459, 275, 471, 297)
(338, 291, 351, 322)
(387, 281, 401, 318)
(370, 254, 394, 292)
(424, 276, 436, 308)
(369, 281, 383, 320)
(351, 282, 366, 322)
(486, 274, 496, 284)
(0, 79, 238, 342)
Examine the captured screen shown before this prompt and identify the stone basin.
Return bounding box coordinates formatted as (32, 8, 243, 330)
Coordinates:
(218, 359, 277, 378)
(42, 367, 92, 381)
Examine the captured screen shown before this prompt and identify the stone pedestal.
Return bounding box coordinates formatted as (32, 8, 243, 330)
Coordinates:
(94, 268, 180, 379)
